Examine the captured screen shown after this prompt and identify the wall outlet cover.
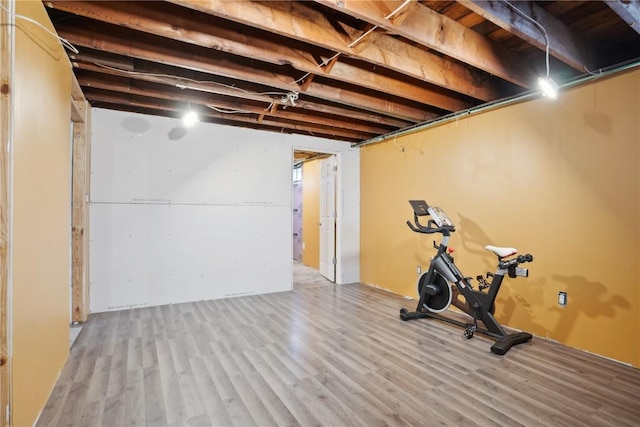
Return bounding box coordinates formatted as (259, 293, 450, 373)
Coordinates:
(558, 291, 567, 307)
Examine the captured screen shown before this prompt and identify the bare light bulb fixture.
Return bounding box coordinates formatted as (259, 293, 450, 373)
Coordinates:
(538, 75, 558, 99)
(501, 1, 558, 100)
(537, 26, 558, 100)
(182, 109, 199, 127)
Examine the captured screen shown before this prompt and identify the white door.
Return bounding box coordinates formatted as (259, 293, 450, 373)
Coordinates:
(319, 156, 336, 282)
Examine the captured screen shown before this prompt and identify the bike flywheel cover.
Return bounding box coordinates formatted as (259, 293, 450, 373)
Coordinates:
(418, 273, 452, 313)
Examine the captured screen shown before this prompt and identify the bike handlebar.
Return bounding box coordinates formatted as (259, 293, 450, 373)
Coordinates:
(406, 215, 455, 235)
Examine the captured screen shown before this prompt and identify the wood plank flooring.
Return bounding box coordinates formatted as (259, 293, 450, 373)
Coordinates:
(37, 263, 640, 426)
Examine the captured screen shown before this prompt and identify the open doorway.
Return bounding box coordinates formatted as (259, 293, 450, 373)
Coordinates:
(319, 155, 336, 282)
(292, 149, 335, 284)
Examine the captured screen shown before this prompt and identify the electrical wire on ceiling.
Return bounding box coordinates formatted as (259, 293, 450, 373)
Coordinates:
(291, 0, 413, 87)
(206, 105, 253, 114)
(500, 1, 551, 79)
(0, 2, 79, 53)
(84, 61, 303, 118)
(500, 0, 558, 98)
(90, 62, 294, 98)
(583, 65, 603, 77)
(289, 53, 339, 86)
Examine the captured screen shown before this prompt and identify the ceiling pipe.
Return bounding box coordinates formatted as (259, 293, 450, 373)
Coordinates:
(352, 58, 640, 148)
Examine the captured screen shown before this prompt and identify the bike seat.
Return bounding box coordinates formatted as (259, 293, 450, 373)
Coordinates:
(485, 245, 517, 258)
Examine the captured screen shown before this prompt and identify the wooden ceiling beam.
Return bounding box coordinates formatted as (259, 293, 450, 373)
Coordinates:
(167, 0, 501, 102)
(314, 0, 534, 87)
(98, 103, 360, 143)
(461, 1, 594, 72)
(72, 58, 409, 129)
(83, 89, 371, 141)
(46, 1, 469, 113)
(72, 59, 276, 104)
(54, 21, 434, 123)
(76, 71, 390, 135)
(606, 0, 640, 35)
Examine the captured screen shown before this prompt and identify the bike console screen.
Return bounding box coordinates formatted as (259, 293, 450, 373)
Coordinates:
(409, 200, 454, 228)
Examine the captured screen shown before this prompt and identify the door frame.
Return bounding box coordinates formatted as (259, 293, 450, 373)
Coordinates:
(319, 155, 337, 282)
(291, 148, 342, 282)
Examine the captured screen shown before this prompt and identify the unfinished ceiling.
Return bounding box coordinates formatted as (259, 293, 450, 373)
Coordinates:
(44, 1, 640, 144)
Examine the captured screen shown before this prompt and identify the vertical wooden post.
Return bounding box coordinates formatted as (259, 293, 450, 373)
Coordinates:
(0, 1, 13, 425)
(71, 93, 90, 324)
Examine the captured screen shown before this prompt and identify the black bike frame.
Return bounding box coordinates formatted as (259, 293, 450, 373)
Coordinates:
(417, 241, 508, 338)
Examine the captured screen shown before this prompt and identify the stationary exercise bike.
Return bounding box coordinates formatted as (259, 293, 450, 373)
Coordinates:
(399, 200, 534, 355)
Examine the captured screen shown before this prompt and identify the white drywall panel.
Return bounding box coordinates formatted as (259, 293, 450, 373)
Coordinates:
(90, 108, 361, 311)
(90, 109, 294, 312)
(90, 203, 291, 312)
(336, 150, 361, 284)
(91, 108, 291, 205)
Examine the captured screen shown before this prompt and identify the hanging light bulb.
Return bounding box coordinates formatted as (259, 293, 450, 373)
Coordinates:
(538, 76, 558, 100)
(182, 110, 199, 127)
(501, 1, 559, 100)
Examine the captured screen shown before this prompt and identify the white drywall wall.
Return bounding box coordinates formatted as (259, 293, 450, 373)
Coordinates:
(90, 108, 360, 312)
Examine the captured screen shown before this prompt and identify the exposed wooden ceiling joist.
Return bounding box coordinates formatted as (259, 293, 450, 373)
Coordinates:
(71, 56, 411, 129)
(606, 0, 640, 35)
(166, 0, 503, 102)
(42, 1, 640, 144)
(47, 1, 469, 114)
(313, 0, 535, 87)
(76, 70, 392, 136)
(54, 19, 433, 123)
(86, 88, 372, 141)
(461, 0, 594, 72)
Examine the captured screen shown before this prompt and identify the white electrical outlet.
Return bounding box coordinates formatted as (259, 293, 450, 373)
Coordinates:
(417, 265, 421, 275)
(558, 291, 567, 307)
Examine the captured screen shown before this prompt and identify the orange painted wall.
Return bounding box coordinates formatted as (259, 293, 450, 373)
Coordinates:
(361, 69, 639, 367)
(302, 160, 320, 269)
(12, 1, 72, 425)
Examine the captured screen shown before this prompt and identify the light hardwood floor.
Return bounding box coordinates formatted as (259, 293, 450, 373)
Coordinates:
(38, 263, 640, 426)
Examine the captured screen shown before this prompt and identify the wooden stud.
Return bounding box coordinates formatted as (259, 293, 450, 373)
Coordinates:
(84, 108, 92, 319)
(70, 99, 85, 123)
(71, 101, 91, 323)
(71, 72, 84, 101)
(0, 1, 11, 424)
